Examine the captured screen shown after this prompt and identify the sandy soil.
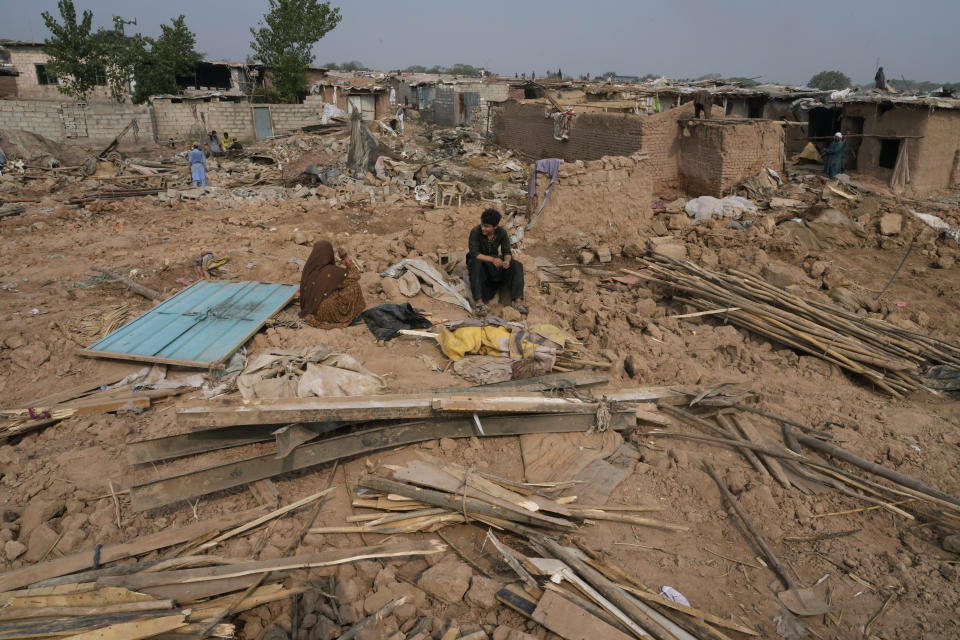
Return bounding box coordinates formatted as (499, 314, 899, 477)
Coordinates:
(1, 123, 959, 640)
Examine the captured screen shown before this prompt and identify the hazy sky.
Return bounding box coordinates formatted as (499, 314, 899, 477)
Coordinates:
(3, 0, 959, 86)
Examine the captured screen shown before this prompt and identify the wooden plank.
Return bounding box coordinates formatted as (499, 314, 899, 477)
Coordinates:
(127, 425, 279, 464)
(0, 508, 266, 593)
(66, 613, 186, 640)
(97, 541, 445, 590)
(495, 584, 539, 618)
(176, 387, 679, 428)
(0, 599, 174, 621)
(532, 588, 634, 640)
(431, 370, 609, 393)
(432, 396, 597, 414)
(130, 411, 634, 512)
(21, 373, 129, 409)
(4, 587, 158, 610)
(0, 611, 179, 639)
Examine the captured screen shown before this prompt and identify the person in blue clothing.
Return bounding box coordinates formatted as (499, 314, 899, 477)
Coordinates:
(188, 142, 207, 187)
(823, 132, 844, 179)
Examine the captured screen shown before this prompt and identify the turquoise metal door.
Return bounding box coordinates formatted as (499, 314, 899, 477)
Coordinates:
(253, 107, 273, 139)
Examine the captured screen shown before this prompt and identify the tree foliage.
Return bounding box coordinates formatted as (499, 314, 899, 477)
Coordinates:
(41, 2, 203, 104)
(40, 0, 102, 101)
(132, 16, 203, 103)
(808, 70, 852, 90)
(250, 0, 342, 103)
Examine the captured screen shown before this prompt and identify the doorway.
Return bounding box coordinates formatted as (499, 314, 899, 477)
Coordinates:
(879, 139, 901, 169)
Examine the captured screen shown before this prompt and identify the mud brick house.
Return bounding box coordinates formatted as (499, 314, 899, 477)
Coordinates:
(491, 99, 785, 197)
(833, 96, 960, 195)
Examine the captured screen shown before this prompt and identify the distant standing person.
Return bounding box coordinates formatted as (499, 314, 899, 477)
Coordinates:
(824, 132, 844, 178)
(875, 66, 886, 90)
(467, 208, 527, 316)
(188, 142, 207, 187)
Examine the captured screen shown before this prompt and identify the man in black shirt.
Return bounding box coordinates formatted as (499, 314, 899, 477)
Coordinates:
(467, 209, 527, 316)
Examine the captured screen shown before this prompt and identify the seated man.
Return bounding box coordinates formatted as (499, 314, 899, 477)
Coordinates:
(221, 131, 242, 152)
(467, 208, 527, 316)
(208, 130, 224, 157)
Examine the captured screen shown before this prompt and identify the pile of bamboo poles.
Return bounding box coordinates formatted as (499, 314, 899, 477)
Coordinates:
(652, 404, 960, 525)
(631, 253, 960, 396)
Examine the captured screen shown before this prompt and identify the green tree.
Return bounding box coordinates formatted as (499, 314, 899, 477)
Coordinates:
(808, 70, 852, 90)
(446, 63, 480, 76)
(132, 15, 202, 103)
(41, 0, 103, 101)
(250, 0, 342, 103)
(94, 16, 144, 102)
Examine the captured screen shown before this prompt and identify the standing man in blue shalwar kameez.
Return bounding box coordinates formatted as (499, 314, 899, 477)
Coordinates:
(824, 132, 844, 178)
(188, 142, 207, 187)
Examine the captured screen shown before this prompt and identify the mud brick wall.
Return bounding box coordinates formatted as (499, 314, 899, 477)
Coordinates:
(492, 101, 644, 161)
(637, 102, 702, 186)
(678, 120, 784, 197)
(0, 100, 154, 145)
(843, 104, 960, 195)
(528, 153, 653, 249)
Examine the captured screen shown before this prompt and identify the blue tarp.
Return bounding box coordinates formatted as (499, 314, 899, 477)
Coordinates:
(81, 281, 299, 368)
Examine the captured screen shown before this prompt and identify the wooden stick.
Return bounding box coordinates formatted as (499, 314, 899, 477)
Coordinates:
(109, 481, 122, 529)
(92, 266, 161, 301)
(796, 435, 960, 509)
(337, 596, 407, 640)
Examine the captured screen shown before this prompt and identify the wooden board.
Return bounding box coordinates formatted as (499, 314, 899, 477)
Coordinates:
(495, 584, 539, 618)
(127, 425, 283, 464)
(432, 396, 598, 414)
(66, 613, 186, 640)
(176, 387, 681, 429)
(0, 610, 179, 639)
(0, 508, 266, 593)
(130, 411, 635, 512)
(532, 589, 634, 640)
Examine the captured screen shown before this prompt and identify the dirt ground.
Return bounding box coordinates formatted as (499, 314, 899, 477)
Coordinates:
(1, 121, 959, 640)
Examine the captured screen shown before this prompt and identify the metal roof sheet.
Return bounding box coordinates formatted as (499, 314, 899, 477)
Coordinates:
(81, 280, 298, 368)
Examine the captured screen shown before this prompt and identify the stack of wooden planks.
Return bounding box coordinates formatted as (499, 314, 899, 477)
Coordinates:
(124, 376, 703, 513)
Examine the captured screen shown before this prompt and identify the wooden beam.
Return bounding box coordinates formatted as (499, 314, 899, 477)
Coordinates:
(176, 387, 681, 429)
(130, 411, 635, 512)
(432, 396, 598, 414)
(0, 508, 266, 593)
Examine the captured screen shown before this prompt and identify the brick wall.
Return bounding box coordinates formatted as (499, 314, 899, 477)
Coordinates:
(529, 153, 653, 249)
(0, 99, 154, 144)
(151, 101, 333, 142)
(8, 47, 114, 102)
(678, 120, 784, 196)
(492, 101, 645, 161)
(637, 102, 703, 185)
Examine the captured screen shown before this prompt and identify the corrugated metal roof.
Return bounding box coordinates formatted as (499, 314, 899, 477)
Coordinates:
(81, 281, 299, 368)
